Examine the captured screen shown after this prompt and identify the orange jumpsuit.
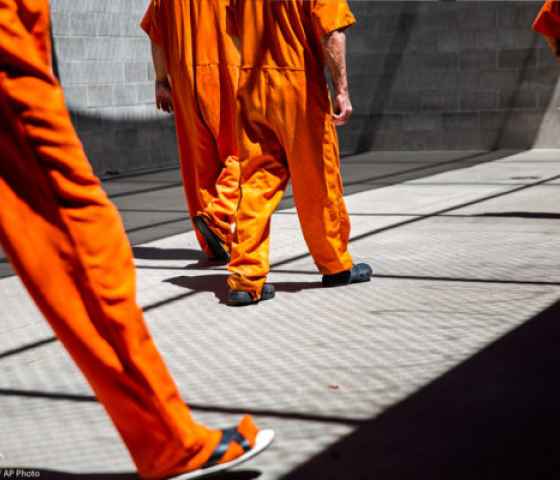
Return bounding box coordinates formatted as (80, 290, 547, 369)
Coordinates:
(533, 0, 560, 58)
(227, 0, 356, 299)
(534, 0, 560, 41)
(0, 1, 255, 478)
(141, 0, 240, 257)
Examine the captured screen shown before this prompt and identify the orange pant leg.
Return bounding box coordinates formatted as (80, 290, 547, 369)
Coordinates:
(280, 72, 353, 275)
(0, 2, 221, 478)
(228, 73, 289, 298)
(228, 70, 352, 298)
(171, 63, 240, 255)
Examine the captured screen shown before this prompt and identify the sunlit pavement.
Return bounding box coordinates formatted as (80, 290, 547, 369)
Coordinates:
(1, 149, 560, 479)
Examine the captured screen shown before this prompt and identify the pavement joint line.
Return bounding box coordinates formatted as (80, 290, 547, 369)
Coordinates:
(342, 150, 510, 190)
(125, 216, 188, 234)
(104, 150, 499, 202)
(107, 181, 184, 200)
(0, 388, 366, 426)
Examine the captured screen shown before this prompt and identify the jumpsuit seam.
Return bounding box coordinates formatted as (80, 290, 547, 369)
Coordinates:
(0, 75, 190, 471)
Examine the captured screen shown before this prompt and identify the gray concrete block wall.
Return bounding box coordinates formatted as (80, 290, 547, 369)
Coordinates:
(50, 0, 177, 176)
(50, 1, 560, 175)
(342, 1, 560, 153)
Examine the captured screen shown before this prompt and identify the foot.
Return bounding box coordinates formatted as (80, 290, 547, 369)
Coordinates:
(322, 263, 373, 288)
(171, 416, 275, 479)
(193, 216, 230, 262)
(227, 284, 275, 306)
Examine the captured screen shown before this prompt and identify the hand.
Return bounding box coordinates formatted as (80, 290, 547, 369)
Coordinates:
(155, 79, 173, 113)
(332, 91, 352, 126)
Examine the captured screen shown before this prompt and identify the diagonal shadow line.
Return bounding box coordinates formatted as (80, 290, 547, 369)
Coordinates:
(0, 388, 365, 427)
(0, 337, 57, 360)
(0, 151, 519, 275)
(271, 172, 560, 270)
(280, 298, 560, 480)
(118, 151, 515, 241)
(342, 150, 508, 189)
(3, 172, 559, 361)
(0, 291, 198, 361)
(119, 209, 187, 214)
(108, 182, 184, 200)
(494, 34, 539, 149)
(374, 274, 560, 287)
(275, 211, 560, 219)
(125, 216, 189, 234)
(267, 269, 560, 286)
(355, 4, 419, 153)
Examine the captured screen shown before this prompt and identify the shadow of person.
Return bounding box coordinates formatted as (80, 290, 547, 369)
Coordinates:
(165, 274, 230, 303)
(268, 281, 322, 293)
(132, 246, 205, 261)
(14, 468, 261, 479)
(165, 275, 323, 304)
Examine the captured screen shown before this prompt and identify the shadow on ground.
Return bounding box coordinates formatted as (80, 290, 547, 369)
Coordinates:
(132, 246, 205, 261)
(0, 468, 260, 480)
(165, 275, 322, 304)
(281, 298, 560, 480)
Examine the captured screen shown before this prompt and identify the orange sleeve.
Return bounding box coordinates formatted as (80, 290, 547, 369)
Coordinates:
(140, 0, 163, 45)
(310, 0, 356, 39)
(533, 0, 560, 38)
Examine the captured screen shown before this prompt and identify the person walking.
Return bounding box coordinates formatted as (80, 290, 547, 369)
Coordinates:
(0, 1, 273, 477)
(141, 0, 241, 261)
(227, 0, 373, 306)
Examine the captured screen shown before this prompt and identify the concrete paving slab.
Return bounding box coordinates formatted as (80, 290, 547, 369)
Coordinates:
(1, 149, 560, 479)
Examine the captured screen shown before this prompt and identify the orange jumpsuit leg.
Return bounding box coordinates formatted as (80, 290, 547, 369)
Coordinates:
(227, 102, 290, 297)
(141, 1, 240, 258)
(171, 67, 239, 254)
(281, 72, 353, 275)
(228, 70, 353, 299)
(0, 1, 230, 478)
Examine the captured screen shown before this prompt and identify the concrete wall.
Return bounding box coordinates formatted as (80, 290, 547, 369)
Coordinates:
(50, 1, 560, 175)
(50, 0, 177, 176)
(342, 1, 560, 153)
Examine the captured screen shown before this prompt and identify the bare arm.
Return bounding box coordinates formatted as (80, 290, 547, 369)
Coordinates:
(150, 40, 173, 113)
(322, 30, 352, 126)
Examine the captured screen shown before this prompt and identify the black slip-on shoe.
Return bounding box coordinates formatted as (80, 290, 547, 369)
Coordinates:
(193, 215, 230, 262)
(322, 263, 373, 288)
(227, 284, 275, 307)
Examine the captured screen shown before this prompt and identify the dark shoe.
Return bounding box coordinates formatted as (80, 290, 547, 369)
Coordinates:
(227, 284, 275, 306)
(193, 215, 230, 262)
(322, 263, 373, 287)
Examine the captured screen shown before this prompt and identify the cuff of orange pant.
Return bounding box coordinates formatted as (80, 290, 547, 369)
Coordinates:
(195, 211, 231, 251)
(227, 272, 265, 300)
(316, 254, 354, 276)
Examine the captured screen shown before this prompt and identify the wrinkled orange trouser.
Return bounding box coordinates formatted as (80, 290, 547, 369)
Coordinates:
(228, 69, 353, 298)
(171, 63, 240, 256)
(0, 1, 225, 478)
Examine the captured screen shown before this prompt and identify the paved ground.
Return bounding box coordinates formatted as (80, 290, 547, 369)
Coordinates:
(1, 149, 560, 480)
